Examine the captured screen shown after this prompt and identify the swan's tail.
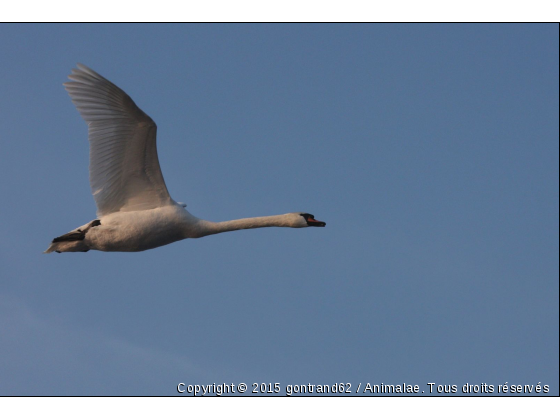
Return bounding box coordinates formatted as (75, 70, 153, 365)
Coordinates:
(43, 243, 59, 254)
(43, 240, 90, 253)
(44, 220, 100, 253)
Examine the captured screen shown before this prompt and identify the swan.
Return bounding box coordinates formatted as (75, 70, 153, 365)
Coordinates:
(44, 64, 325, 253)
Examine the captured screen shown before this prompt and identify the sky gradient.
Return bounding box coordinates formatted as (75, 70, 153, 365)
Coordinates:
(0, 23, 558, 396)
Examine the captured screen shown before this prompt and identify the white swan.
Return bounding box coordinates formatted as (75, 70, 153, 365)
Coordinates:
(45, 64, 325, 253)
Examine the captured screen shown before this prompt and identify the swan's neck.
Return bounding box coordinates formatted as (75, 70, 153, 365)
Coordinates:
(192, 214, 296, 238)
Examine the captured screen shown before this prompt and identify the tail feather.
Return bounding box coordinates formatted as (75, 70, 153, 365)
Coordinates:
(44, 219, 100, 254)
(43, 243, 59, 254)
(43, 240, 90, 253)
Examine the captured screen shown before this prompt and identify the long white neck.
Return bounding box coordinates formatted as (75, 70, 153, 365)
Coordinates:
(190, 214, 298, 238)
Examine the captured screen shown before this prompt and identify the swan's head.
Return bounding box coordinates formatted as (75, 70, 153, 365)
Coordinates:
(297, 213, 326, 227)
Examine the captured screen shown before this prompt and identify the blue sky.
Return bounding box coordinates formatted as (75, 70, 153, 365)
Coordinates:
(0, 24, 558, 396)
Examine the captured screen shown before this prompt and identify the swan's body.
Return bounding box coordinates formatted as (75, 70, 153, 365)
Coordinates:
(45, 64, 325, 253)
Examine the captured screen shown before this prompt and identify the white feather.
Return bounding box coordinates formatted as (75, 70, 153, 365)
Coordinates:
(64, 63, 172, 216)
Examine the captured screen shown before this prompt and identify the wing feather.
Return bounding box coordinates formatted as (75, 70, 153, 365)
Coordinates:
(64, 64, 173, 216)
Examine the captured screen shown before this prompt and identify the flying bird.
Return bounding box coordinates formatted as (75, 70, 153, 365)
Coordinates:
(45, 64, 325, 253)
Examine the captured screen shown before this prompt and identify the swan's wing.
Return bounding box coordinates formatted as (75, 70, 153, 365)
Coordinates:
(64, 63, 173, 217)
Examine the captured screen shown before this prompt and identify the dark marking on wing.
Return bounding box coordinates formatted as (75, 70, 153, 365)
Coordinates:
(52, 231, 85, 242)
(52, 219, 101, 243)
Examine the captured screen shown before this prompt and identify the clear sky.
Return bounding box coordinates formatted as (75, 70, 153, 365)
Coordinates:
(0, 24, 558, 396)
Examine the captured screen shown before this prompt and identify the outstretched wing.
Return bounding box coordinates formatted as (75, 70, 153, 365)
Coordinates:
(64, 63, 173, 217)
